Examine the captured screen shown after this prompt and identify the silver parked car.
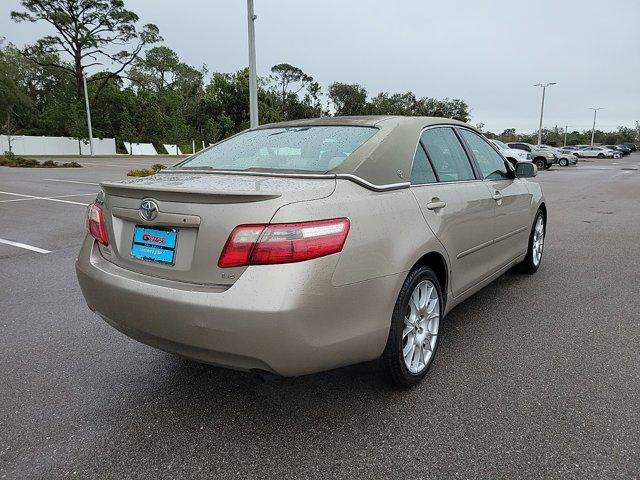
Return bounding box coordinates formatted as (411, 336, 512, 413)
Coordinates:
(76, 116, 546, 387)
(574, 146, 618, 158)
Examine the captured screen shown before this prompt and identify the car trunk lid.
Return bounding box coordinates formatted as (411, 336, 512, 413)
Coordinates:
(97, 172, 336, 285)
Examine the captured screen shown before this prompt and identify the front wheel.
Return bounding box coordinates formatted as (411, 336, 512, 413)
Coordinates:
(597, 153, 605, 158)
(382, 266, 442, 388)
(517, 210, 545, 274)
(559, 158, 569, 167)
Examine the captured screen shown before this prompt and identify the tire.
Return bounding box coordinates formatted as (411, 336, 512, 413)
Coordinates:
(516, 209, 545, 274)
(382, 266, 443, 388)
(597, 153, 604, 158)
(559, 158, 569, 167)
(534, 157, 546, 169)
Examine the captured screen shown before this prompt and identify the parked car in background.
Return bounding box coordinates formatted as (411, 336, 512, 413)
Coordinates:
(622, 143, 637, 152)
(559, 146, 580, 154)
(555, 151, 578, 166)
(489, 139, 531, 166)
(507, 142, 556, 169)
(75, 116, 547, 387)
(602, 145, 631, 156)
(574, 146, 618, 159)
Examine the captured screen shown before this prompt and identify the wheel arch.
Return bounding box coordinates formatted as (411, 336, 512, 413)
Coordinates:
(539, 202, 547, 221)
(412, 251, 449, 307)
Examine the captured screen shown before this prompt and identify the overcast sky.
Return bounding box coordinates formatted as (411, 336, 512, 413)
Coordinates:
(2, 0, 639, 132)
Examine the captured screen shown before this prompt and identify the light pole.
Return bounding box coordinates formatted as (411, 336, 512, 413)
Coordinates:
(564, 124, 568, 146)
(247, 0, 258, 128)
(82, 71, 95, 156)
(534, 82, 556, 146)
(589, 107, 603, 146)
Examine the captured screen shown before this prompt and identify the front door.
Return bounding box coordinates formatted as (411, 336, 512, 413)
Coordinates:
(457, 128, 532, 267)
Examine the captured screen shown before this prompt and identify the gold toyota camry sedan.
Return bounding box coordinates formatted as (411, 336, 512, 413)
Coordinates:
(76, 116, 546, 387)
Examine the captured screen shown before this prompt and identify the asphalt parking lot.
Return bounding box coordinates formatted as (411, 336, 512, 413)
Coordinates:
(1, 155, 639, 479)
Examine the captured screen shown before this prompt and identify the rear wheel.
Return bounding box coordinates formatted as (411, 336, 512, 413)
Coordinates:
(517, 210, 545, 274)
(382, 266, 442, 388)
(534, 157, 546, 169)
(597, 153, 605, 158)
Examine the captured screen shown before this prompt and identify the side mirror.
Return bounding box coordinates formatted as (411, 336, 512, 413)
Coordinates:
(516, 162, 537, 178)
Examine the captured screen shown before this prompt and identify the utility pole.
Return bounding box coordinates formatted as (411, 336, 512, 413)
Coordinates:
(82, 71, 95, 156)
(247, 0, 259, 128)
(534, 82, 556, 146)
(589, 107, 603, 146)
(564, 124, 568, 146)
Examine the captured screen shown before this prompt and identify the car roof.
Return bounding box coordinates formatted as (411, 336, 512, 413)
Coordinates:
(256, 116, 476, 188)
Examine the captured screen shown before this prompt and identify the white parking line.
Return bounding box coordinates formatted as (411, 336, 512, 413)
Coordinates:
(0, 238, 51, 254)
(0, 193, 96, 203)
(0, 191, 89, 206)
(43, 179, 100, 186)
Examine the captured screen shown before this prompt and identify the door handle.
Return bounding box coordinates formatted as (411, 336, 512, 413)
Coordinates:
(426, 200, 446, 210)
(492, 192, 503, 201)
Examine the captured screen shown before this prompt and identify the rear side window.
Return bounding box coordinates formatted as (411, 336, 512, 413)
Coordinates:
(420, 128, 475, 182)
(177, 126, 378, 173)
(410, 143, 437, 184)
(459, 129, 509, 180)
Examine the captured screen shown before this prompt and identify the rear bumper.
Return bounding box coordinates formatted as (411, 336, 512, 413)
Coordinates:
(75, 237, 401, 376)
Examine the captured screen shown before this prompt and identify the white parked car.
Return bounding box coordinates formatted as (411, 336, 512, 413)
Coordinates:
(489, 139, 532, 166)
(574, 146, 619, 159)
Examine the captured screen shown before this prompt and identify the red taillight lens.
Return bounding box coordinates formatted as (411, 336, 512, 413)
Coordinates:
(218, 218, 350, 268)
(86, 202, 109, 246)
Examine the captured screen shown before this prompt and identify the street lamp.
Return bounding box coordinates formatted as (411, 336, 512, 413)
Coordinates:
(246, 0, 258, 128)
(534, 82, 556, 146)
(589, 107, 603, 146)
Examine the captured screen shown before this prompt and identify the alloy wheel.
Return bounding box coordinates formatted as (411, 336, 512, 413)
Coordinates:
(402, 280, 440, 374)
(532, 215, 545, 266)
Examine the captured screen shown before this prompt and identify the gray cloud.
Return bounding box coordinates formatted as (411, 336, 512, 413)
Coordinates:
(2, 0, 638, 132)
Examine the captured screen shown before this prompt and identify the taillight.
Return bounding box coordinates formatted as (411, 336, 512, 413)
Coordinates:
(218, 218, 350, 268)
(86, 202, 109, 246)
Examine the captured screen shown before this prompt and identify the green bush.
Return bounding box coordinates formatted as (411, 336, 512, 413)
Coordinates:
(151, 163, 166, 173)
(0, 155, 83, 168)
(127, 168, 154, 177)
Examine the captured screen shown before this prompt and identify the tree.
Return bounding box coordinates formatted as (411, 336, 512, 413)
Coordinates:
(328, 82, 367, 116)
(11, 0, 161, 103)
(270, 63, 313, 118)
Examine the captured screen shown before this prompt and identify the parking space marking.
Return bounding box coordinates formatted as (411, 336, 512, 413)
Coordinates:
(0, 193, 96, 204)
(43, 179, 100, 186)
(0, 190, 89, 206)
(0, 238, 51, 254)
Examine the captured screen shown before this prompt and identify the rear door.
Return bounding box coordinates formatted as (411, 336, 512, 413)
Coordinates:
(410, 127, 497, 297)
(457, 128, 532, 267)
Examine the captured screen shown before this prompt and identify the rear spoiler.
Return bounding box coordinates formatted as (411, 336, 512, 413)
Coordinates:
(100, 181, 282, 204)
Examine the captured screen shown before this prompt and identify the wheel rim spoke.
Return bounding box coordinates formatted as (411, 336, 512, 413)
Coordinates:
(402, 279, 440, 375)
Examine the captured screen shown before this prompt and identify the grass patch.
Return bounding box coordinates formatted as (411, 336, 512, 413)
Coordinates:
(0, 152, 82, 168)
(127, 163, 166, 177)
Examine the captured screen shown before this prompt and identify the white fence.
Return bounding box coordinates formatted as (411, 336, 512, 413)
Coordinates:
(1, 135, 116, 155)
(123, 142, 158, 155)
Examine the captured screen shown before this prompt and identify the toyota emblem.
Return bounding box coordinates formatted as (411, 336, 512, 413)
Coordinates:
(139, 199, 159, 221)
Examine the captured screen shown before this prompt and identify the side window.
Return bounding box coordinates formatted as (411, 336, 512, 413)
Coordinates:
(420, 128, 475, 182)
(410, 143, 437, 184)
(459, 129, 509, 180)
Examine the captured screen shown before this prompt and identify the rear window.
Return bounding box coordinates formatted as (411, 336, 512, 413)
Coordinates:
(177, 126, 378, 173)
